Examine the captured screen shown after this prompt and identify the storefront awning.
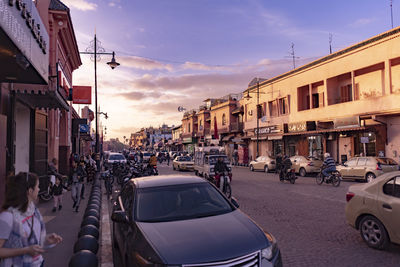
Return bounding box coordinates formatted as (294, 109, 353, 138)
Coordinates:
(268, 135, 283, 140)
(15, 89, 69, 111)
(250, 136, 268, 141)
(221, 135, 234, 142)
(284, 126, 367, 136)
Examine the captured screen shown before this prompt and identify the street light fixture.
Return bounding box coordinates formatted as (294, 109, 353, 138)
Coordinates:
(244, 78, 265, 158)
(80, 34, 120, 167)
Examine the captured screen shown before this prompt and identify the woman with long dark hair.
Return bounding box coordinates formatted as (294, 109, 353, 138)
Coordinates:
(0, 172, 62, 267)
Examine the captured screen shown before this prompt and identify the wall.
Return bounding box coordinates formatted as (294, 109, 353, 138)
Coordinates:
(15, 102, 30, 173)
(391, 63, 400, 94)
(339, 137, 352, 163)
(386, 116, 400, 162)
(354, 70, 383, 100)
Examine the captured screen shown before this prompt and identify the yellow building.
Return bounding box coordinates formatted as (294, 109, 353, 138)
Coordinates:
(243, 26, 400, 163)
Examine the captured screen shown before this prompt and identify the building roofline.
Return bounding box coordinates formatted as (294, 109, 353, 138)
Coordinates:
(246, 26, 400, 91)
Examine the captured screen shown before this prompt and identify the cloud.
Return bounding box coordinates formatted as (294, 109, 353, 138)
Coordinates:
(118, 90, 163, 101)
(108, 2, 115, 7)
(118, 56, 173, 71)
(182, 62, 228, 71)
(349, 18, 375, 28)
(62, 0, 97, 11)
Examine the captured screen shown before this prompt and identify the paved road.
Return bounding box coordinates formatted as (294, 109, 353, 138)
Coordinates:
(159, 163, 400, 267)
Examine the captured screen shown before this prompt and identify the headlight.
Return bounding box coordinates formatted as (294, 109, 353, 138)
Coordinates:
(261, 232, 277, 260)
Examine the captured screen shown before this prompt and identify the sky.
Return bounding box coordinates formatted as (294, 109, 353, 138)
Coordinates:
(63, 0, 398, 140)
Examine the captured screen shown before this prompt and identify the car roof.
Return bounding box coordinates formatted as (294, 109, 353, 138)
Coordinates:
(131, 175, 206, 189)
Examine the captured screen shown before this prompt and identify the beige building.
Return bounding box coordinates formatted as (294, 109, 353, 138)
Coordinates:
(243, 26, 400, 163)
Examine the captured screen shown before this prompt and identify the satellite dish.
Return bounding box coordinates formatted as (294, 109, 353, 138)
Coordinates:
(178, 106, 186, 112)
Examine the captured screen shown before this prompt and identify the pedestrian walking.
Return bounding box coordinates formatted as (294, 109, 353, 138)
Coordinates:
(0, 172, 63, 267)
(51, 176, 67, 212)
(166, 152, 170, 166)
(79, 156, 86, 200)
(69, 161, 86, 212)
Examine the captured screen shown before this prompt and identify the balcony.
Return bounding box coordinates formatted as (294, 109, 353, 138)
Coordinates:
(230, 122, 244, 132)
(181, 132, 195, 138)
(196, 128, 210, 137)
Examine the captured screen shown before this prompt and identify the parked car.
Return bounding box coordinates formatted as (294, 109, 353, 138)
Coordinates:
(173, 156, 194, 171)
(106, 152, 127, 164)
(112, 175, 282, 267)
(337, 157, 399, 182)
(249, 156, 276, 173)
(290, 156, 323, 177)
(345, 171, 400, 250)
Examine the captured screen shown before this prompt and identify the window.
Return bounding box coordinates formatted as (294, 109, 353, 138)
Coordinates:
(346, 158, 358, 167)
(188, 123, 191, 133)
(222, 114, 226, 125)
(340, 84, 352, 103)
(357, 158, 367, 166)
(383, 177, 400, 198)
(199, 119, 202, 127)
(268, 100, 278, 117)
(279, 97, 289, 115)
(256, 105, 262, 119)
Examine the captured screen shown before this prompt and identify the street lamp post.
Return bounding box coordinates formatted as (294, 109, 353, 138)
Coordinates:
(245, 78, 264, 158)
(80, 34, 119, 168)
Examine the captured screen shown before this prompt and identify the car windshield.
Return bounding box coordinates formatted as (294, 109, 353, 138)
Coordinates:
(208, 156, 229, 165)
(179, 156, 192, 162)
(109, 154, 125, 160)
(135, 183, 233, 222)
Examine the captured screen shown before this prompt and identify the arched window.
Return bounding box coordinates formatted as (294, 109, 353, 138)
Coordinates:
(222, 114, 226, 125)
(188, 123, 191, 133)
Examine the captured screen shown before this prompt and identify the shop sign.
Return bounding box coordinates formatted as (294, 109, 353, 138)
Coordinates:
(78, 124, 89, 133)
(288, 121, 316, 133)
(254, 125, 281, 135)
(0, 0, 49, 81)
(334, 116, 359, 129)
(360, 137, 369, 144)
(183, 137, 192, 143)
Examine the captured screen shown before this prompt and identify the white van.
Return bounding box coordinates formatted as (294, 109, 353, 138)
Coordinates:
(194, 147, 232, 180)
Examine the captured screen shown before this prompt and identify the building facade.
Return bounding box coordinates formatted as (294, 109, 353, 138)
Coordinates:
(243, 26, 400, 164)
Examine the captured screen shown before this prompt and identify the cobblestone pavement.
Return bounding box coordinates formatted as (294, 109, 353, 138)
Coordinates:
(228, 166, 400, 267)
(114, 164, 400, 267)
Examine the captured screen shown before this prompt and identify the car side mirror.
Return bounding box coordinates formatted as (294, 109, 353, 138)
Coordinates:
(111, 210, 129, 224)
(230, 197, 239, 208)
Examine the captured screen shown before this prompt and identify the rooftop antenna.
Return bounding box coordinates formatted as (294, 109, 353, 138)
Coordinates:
(391, 0, 394, 28)
(329, 33, 333, 54)
(286, 43, 299, 69)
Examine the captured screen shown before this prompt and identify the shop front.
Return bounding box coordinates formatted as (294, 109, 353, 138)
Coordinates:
(285, 121, 317, 157)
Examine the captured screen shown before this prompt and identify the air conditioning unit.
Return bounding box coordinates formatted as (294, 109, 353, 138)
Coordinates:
(248, 110, 253, 116)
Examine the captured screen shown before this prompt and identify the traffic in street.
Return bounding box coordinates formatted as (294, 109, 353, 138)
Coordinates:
(109, 162, 400, 267)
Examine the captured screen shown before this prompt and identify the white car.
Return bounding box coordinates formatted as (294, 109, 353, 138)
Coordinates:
(107, 152, 127, 164)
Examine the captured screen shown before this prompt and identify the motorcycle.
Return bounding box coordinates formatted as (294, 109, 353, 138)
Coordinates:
(279, 168, 297, 184)
(214, 171, 232, 198)
(316, 167, 342, 187)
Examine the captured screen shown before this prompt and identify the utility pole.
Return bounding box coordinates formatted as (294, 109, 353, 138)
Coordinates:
(391, 0, 394, 28)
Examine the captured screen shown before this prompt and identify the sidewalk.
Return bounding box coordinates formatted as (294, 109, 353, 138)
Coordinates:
(38, 184, 90, 267)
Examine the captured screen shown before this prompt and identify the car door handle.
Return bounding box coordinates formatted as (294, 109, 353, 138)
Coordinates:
(382, 203, 392, 210)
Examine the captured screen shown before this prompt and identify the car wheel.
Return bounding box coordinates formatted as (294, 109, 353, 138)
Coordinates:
(264, 165, 269, 173)
(299, 168, 307, 177)
(365, 173, 376, 183)
(250, 165, 254, 171)
(359, 215, 390, 250)
(194, 170, 199, 176)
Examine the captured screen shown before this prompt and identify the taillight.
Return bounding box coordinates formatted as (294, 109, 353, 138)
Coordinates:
(376, 164, 382, 171)
(291, 169, 295, 172)
(346, 192, 355, 202)
(307, 162, 314, 166)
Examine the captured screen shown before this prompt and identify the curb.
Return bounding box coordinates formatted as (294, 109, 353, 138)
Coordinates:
(100, 187, 113, 267)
